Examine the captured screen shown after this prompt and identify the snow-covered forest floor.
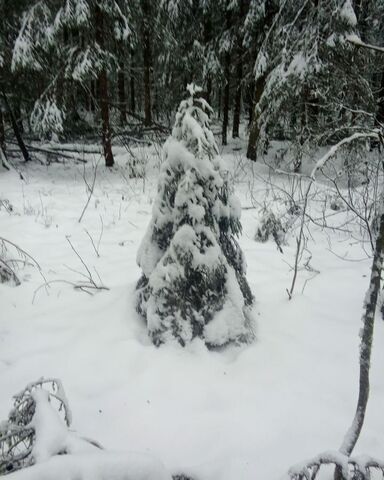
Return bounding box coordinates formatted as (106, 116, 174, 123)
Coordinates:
(1, 138, 384, 480)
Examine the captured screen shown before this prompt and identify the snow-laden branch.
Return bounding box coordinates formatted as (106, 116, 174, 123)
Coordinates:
(346, 34, 384, 54)
(1, 378, 172, 480)
(286, 450, 384, 480)
(288, 131, 380, 298)
(310, 131, 380, 180)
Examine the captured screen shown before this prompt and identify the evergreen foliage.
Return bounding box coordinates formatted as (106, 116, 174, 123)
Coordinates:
(136, 84, 254, 347)
(247, 0, 384, 163)
(1, 1, 384, 167)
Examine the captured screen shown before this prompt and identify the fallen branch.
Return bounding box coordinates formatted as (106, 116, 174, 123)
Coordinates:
(78, 159, 100, 223)
(84, 215, 104, 257)
(32, 279, 109, 303)
(8, 141, 87, 164)
(40, 144, 101, 155)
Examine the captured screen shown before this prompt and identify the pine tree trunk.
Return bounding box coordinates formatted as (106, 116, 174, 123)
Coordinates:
(334, 208, 384, 480)
(118, 60, 127, 126)
(0, 106, 6, 162)
(95, 5, 114, 167)
(90, 80, 96, 112)
(98, 71, 114, 167)
(221, 6, 231, 146)
(247, 81, 255, 126)
(294, 88, 309, 173)
(130, 48, 136, 113)
(141, 0, 152, 126)
(246, 1, 277, 160)
(218, 88, 222, 120)
(0, 4, 9, 160)
(222, 59, 230, 146)
(1, 90, 30, 162)
(14, 102, 23, 135)
(246, 74, 266, 160)
(232, 0, 246, 139)
(206, 78, 212, 106)
(232, 56, 242, 138)
(203, 10, 212, 105)
(375, 69, 384, 127)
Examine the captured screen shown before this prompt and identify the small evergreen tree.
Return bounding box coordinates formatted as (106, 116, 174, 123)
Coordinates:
(136, 84, 254, 347)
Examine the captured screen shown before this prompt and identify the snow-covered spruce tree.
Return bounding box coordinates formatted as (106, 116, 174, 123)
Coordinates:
(136, 84, 254, 347)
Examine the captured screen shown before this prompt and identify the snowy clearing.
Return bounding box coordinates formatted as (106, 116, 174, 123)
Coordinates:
(1, 142, 384, 480)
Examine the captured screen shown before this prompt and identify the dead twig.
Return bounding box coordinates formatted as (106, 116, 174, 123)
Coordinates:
(78, 158, 100, 223)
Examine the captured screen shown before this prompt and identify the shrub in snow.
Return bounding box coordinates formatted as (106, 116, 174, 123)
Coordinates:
(255, 208, 286, 251)
(255, 204, 301, 252)
(0, 379, 172, 480)
(0, 238, 41, 286)
(0, 378, 70, 474)
(329, 195, 344, 211)
(0, 257, 18, 285)
(136, 84, 254, 347)
(0, 239, 21, 286)
(0, 378, 99, 475)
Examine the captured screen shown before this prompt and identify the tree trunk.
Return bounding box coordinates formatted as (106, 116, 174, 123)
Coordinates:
(1, 90, 30, 162)
(246, 1, 278, 160)
(246, 74, 266, 160)
(206, 78, 212, 106)
(222, 57, 230, 146)
(334, 208, 384, 480)
(118, 59, 127, 126)
(95, 5, 114, 167)
(0, 106, 7, 169)
(14, 102, 24, 135)
(232, 0, 246, 139)
(203, 10, 212, 105)
(141, 0, 152, 126)
(218, 88, 222, 120)
(0, 107, 5, 153)
(294, 88, 309, 173)
(221, 5, 231, 146)
(246, 81, 255, 126)
(130, 48, 136, 113)
(232, 54, 242, 138)
(90, 80, 96, 112)
(375, 69, 384, 127)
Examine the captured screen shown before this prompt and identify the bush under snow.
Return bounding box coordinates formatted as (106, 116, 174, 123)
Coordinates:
(0, 378, 172, 480)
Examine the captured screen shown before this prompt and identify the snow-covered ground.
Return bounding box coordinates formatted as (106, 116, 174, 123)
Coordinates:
(1, 141, 384, 480)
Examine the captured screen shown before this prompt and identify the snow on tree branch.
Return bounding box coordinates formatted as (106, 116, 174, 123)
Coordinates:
(310, 131, 380, 180)
(286, 450, 384, 480)
(346, 34, 384, 54)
